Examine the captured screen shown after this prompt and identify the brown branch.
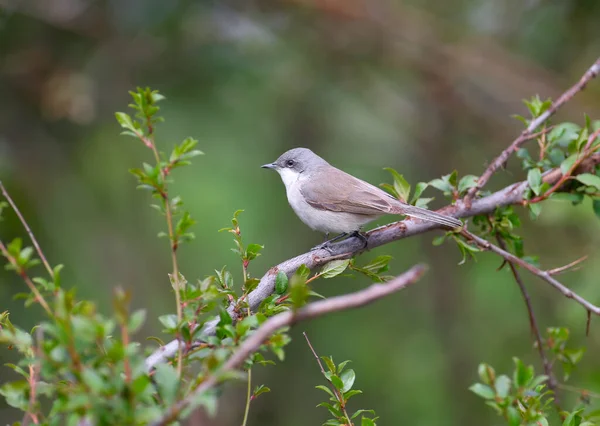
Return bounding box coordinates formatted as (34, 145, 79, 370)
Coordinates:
(303, 332, 353, 425)
(547, 255, 588, 276)
(462, 230, 600, 315)
(145, 152, 600, 371)
(0, 181, 54, 279)
(494, 235, 562, 416)
(465, 57, 600, 204)
(149, 264, 427, 426)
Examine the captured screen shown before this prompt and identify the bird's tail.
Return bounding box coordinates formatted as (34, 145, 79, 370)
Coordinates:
(399, 204, 462, 229)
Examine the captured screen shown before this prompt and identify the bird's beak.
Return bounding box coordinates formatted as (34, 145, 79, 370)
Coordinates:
(261, 163, 277, 169)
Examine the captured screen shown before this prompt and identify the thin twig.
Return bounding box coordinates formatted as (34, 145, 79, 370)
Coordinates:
(547, 255, 588, 276)
(241, 368, 252, 426)
(149, 264, 427, 426)
(0, 181, 54, 279)
(0, 239, 52, 316)
(465, 57, 600, 204)
(142, 116, 184, 377)
(303, 332, 353, 425)
(494, 235, 562, 416)
(462, 230, 600, 315)
(145, 153, 600, 371)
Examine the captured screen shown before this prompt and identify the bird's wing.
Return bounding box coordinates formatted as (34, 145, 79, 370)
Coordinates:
(300, 168, 398, 215)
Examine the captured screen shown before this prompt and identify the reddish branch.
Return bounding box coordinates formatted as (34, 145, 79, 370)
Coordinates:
(465, 57, 600, 205)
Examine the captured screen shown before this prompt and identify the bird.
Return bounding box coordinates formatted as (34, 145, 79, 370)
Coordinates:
(262, 148, 461, 246)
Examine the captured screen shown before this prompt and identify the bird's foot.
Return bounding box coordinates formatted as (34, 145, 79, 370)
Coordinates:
(310, 232, 348, 252)
(349, 230, 369, 250)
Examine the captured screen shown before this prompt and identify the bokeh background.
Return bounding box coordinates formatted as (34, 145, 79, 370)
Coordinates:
(1, 1, 600, 424)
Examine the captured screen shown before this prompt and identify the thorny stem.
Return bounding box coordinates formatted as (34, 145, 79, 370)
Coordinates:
(0, 181, 54, 280)
(241, 368, 252, 426)
(303, 332, 353, 426)
(494, 234, 563, 417)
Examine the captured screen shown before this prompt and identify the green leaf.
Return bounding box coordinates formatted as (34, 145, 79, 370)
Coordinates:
(154, 363, 180, 405)
(561, 154, 578, 175)
(469, 383, 495, 400)
(527, 168, 543, 195)
(158, 314, 177, 330)
(477, 363, 495, 385)
(82, 368, 105, 393)
(494, 375, 511, 398)
(330, 375, 344, 391)
(253, 384, 271, 398)
(575, 173, 600, 190)
(384, 168, 411, 202)
(321, 259, 351, 279)
(115, 112, 136, 132)
(458, 175, 479, 195)
(513, 357, 533, 388)
(245, 243, 264, 261)
(362, 255, 392, 274)
(275, 271, 288, 295)
(315, 385, 335, 398)
(410, 182, 428, 205)
(506, 406, 521, 426)
(340, 369, 356, 393)
(127, 309, 146, 334)
(593, 200, 600, 219)
(361, 417, 376, 426)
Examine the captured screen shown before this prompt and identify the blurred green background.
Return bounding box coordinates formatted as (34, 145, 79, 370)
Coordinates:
(1, 1, 600, 424)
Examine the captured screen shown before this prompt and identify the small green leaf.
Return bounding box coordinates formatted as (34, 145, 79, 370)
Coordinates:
(154, 363, 180, 405)
(506, 406, 521, 426)
(340, 369, 356, 392)
(275, 271, 288, 295)
(575, 173, 600, 190)
(321, 259, 351, 279)
(593, 200, 600, 219)
(330, 375, 344, 391)
(82, 368, 105, 393)
(458, 175, 479, 195)
(410, 182, 428, 205)
(561, 154, 578, 175)
(128, 309, 146, 333)
(494, 375, 511, 398)
(384, 168, 411, 202)
(158, 314, 177, 330)
(469, 383, 495, 400)
(527, 168, 543, 195)
(253, 384, 271, 398)
(245, 243, 264, 261)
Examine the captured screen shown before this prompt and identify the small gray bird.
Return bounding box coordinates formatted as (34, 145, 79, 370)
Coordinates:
(262, 148, 461, 244)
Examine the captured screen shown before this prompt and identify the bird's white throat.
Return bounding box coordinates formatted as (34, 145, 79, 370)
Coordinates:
(276, 167, 302, 190)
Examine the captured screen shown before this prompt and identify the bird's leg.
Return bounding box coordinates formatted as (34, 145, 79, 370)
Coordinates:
(349, 230, 369, 249)
(310, 232, 348, 251)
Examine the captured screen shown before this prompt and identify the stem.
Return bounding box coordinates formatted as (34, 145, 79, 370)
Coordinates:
(241, 368, 252, 426)
(0, 240, 52, 316)
(303, 332, 353, 426)
(0, 181, 54, 280)
(494, 234, 562, 416)
(146, 121, 184, 377)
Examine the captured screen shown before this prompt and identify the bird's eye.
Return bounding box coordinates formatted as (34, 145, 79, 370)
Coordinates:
(286, 160, 295, 167)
